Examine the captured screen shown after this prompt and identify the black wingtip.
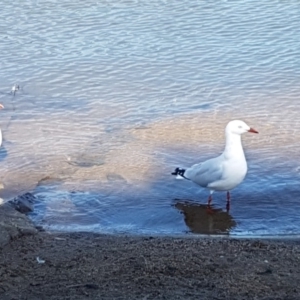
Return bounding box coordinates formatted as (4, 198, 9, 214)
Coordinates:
(171, 167, 186, 177)
(171, 167, 180, 176)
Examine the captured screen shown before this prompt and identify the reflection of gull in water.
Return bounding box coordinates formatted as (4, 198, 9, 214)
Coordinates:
(174, 200, 236, 234)
(172, 120, 258, 211)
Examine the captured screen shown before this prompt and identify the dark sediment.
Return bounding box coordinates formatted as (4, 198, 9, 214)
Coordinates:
(0, 202, 300, 299)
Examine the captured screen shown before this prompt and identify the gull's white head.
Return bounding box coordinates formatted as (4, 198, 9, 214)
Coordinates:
(226, 120, 258, 135)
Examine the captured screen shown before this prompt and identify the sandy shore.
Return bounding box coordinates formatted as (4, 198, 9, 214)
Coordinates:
(1, 204, 300, 300)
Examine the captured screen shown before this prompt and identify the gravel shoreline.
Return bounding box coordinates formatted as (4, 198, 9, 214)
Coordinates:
(1, 233, 300, 299)
(1, 203, 300, 299)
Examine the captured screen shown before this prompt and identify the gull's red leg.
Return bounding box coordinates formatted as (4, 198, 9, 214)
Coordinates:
(227, 191, 230, 201)
(226, 191, 230, 212)
(206, 194, 214, 214)
(208, 194, 212, 206)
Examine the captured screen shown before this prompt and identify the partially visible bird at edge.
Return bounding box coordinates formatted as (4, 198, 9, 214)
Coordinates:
(0, 103, 5, 146)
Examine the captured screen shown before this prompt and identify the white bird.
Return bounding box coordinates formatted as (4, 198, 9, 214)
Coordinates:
(11, 84, 19, 96)
(0, 103, 4, 146)
(172, 120, 258, 211)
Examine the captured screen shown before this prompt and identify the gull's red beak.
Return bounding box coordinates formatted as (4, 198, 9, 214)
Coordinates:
(248, 127, 258, 134)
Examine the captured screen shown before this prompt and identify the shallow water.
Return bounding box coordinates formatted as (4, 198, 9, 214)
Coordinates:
(1, 0, 300, 236)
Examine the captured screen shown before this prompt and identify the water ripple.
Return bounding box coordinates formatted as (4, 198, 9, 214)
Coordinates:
(1, 0, 300, 236)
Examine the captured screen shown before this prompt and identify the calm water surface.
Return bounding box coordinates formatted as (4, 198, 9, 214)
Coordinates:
(1, 0, 300, 236)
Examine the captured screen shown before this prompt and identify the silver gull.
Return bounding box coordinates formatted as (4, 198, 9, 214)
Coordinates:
(171, 120, 258, 211)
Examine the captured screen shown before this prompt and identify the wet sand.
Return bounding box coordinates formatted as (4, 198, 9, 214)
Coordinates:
(1, 203, 300, 300)
(2, 106, 298, 198)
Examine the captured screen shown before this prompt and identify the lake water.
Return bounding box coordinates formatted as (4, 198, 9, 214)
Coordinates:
(1, 0, 300, 237)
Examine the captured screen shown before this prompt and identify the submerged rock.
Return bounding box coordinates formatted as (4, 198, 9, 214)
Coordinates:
(10, 192, 36, 214)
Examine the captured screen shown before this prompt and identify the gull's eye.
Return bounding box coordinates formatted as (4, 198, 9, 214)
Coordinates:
(238, 125, 242, 129)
